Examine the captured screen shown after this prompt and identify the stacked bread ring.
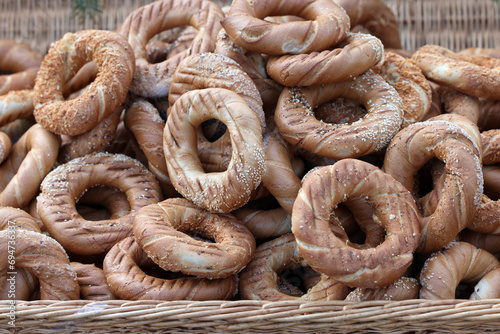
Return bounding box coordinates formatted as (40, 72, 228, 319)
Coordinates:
(2, 0, 500, 303)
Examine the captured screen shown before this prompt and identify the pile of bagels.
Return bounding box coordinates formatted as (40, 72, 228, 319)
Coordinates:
(1, 0, 500, 303)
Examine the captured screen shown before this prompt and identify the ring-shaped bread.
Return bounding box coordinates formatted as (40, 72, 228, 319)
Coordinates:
(133, 197, 256, 279)
(0, 89, 34, 128)
(70, 262, 115, 300)
(266, 32, 384, 87)
(0, 124, 60, 208)
(274, 70, 403, 160)
(336, 0, 402, 49)
(119, 0, 225, 97)
(33, 29, 135, 136)
(163, 88, 265, 213)
(292, 159, 421, 288)
(411, 44, 500, 100)
(382, 116, 483, 253)
(168, 52, 265, 129)
(36, 152, 163, 255)
(471, 268, 500, 300)
(239, 233, 350, 301)
(0, 229, 80, 300)
(103, 236, 238, 300)
(373, 51, 432, 127)
(221, 0, 350, 56)
(0, 131, 10, 164)
(419, 241, 500, 299)
(124, 99, 179, 198)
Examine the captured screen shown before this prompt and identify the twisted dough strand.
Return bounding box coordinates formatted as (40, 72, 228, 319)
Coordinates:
(0, 124, 60, 208)
(419, 241, 500, 299)
(133, 198, 256, 279)
(163, 88, 265, 213)
(383, 116, 483, 253)
(103, 236, 238, 301)
(239, 233, 350, 301)
(120, 0, 224, 97)
(221, 0, 350, 55)
(33, 29, 135, 136)
(292, 159, 421, 288)
(0, 229, 80, 300)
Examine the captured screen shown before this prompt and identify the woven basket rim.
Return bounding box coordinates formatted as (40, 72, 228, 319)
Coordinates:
(3, 299, 500, 333)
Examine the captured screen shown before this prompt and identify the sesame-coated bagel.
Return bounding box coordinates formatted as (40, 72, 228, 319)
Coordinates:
(37, 152, 163, 255)
(33, 29, 135, 136)
(163, 88, 265, 213)
(292, 159, 421, 288)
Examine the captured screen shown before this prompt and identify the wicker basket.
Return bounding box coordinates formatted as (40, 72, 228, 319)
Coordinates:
(1, 0, 500, 333)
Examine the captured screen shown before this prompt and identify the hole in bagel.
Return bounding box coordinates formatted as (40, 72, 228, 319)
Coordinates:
(76, 185, 130, 221)
(314, 98, 367, 125)
(63, 61, 98, 100)
(330, 199, 387, 250)
(141, 261, 198, 280)
(200, 118, 227, 142)
(455, 282, 475, 299)
(278, 265, 317, 296)
(414, 158, 442, 203)
(197, 118, 230, 174)
(76, 203, 112, 221)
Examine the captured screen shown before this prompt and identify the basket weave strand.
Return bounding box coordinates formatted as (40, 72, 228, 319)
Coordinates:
(2, 299, 500, 333)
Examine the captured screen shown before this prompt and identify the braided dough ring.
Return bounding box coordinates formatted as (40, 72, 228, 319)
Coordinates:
(274, 70, 403, 160)
(133, 197, 255, 279)
(119, 0, 225, 97)
(221, 0, 350, 56)
(383, 116, 483, 253)
(163, 88, 265, 213)
(292, 159, 421, 288)
(239, 233, 350, 301)
(0, 229, 80, 300)
(0, 207, 41, 233)
(33, 29, 135, 136)
(0, 124, 60, 208)
(70, 262, 115, 300)
(58, 108, 121, 163)
(103, 236, 238, 300)
(37, 152, 163, 255)
(411, 45, 500, 100)
(168, 52, 265, 168)
(266, 32, 384, 87)
(436, 86, 481, 124)
(261, 130, 302, 215)
(419, 241, 500, 299)
(0, 40, 42, 95)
